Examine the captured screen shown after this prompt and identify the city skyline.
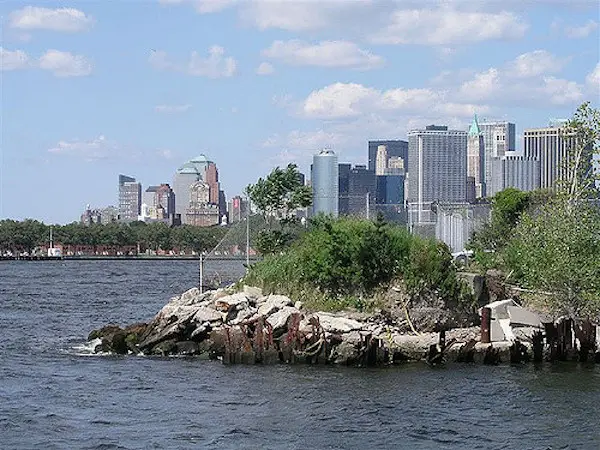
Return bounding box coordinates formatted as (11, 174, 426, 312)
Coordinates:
(1, 1, 599, 223)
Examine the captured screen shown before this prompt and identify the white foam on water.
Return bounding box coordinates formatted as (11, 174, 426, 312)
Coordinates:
(71, 338, 103, 356)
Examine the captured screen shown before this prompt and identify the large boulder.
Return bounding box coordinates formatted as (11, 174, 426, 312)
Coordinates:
(267, 306, 300, 334)
(258, 295, 294, 316)
(214, 293, 250, 312)
(316, 313, 363, 334)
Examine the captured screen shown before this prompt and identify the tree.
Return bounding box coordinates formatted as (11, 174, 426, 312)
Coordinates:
(559, 101, 600, 210)
(503, 102, 600, 318)
(468, 187, 533, 269)
(246, 163, 312, 254)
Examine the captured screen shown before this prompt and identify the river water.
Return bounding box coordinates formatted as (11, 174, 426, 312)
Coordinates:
(1, 260, 599, 449)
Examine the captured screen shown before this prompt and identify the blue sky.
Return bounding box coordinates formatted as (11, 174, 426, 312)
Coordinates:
(1, 0, 599, 224)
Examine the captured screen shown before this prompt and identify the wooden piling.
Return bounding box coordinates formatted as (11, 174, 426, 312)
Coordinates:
(481, 307, 491, 344)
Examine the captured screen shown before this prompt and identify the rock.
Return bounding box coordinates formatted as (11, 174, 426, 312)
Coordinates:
(294, 301, 303, 310)
(215, 293, 250, 312)
(88, 324, 121, 341)
(151, 339, 178, 356)
(316, 313, 363, 334)
(243, 285, 263, 299)
(258, 295, 294, 316)
(175, 341, 199, 355)
(229, 307, 258, 325)
(99, 330, 128, 355)
(189, 321, 212, 340)
(266, 306, 300, 333)
(192, 307, 223, 323)
(330, 331, 362, 364)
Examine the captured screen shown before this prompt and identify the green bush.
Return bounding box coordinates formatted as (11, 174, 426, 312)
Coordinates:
(243, 215, 471, 312)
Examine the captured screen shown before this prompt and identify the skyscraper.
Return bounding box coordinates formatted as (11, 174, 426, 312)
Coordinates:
(118, 174, 141, 222)
(407, 126, 468, 223)
(491, 155, 541, 193)
(348, 165, 376, 218)
(311, 149, 339, 217)
(338, 163, 351, 216)
(523, 126, 578, 190)
(467, 114, 485, 199)
(479, 121, 516, 197)
(368, 140, 408, 173)
(375, 145, 388, 175)
(173, 154, 221, 225)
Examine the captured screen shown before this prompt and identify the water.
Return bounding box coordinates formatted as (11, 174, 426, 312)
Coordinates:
(1, 260, 599, 449)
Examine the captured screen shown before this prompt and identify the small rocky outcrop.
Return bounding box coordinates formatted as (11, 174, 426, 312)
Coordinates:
(87, 284, 543, 365)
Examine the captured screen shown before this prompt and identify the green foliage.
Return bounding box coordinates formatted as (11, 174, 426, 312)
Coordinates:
(0, 219, 227, 255)
(246, 163, 312, 254)
(243, 215, 471, 312)
(468, 187, 548, 270)
(469, 102, 600, 319)
(505, 199, 600, 318)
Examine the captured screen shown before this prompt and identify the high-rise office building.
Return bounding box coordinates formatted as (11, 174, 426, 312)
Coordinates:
(348, 165, 376, 218)
(368, 140, 408, 173)
(490, 155, 541, 193)
(173, 154, 221, 225)
(467, 114, 485, 199)
(143, 184, 175, 220)
(338, 163, 351, 216)
(118, 174, 142, 222)
(228, 195, 248, 223)
(479, 121, 516, 197)
(407, 126, 468, 224)
(523, 126, 579, 190)
(311, 149, 339, 217)
(375, 145, 388, 175)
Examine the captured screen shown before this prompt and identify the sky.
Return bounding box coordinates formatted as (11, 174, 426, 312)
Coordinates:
(0, 0, 599, 224)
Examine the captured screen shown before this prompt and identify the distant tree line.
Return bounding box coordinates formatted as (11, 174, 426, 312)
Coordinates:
(0, 220, 228, 255)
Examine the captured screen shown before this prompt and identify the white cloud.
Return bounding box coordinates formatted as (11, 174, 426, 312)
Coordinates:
(262, 40, 384, 70)
(149, 46, 237, 78)
(459, 68, 500, 100)
(0, 47, 30, 71)
(9, 6, 93, 32)
(369, 8, 527, 45)
(565, 20, 599, 38)
(541, 77, 583, 105)
(189, 46, 236, 77)
(38, 50, 92, 77)
(155, 104, 192, 113)
(159, 0, 237, 14)
(48, 136, 174, 162)
(256, 61, 274, 75)
(586, 63, 600, 89)
(301, 82, 489, 120)
(509, 50, 566, 78)
(48, 135, 116, 161)
(263, 129, 344, 152)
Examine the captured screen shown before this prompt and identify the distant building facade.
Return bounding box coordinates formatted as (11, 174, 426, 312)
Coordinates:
(118, 174, 142, 222)
(311, 149, 339, 217)
(489, 154, 541, 194)
(173, 155, 222, 226)
(467, 114, 485, 199)
(523, 126, 578, 190)
(479, 121, 516, 198)
(407, 126, 468, 224)
(347, 165, 376, 218)
(228, 195, 248, 223)
(368, 140, 408, 173)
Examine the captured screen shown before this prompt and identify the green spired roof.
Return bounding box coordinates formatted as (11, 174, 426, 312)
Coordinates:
(468, 114, 481, 136)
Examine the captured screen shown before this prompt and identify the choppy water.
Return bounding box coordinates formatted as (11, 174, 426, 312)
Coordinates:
(1, 260, 599, 449)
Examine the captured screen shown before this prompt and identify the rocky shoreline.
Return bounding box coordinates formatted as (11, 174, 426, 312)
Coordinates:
(88, 285, 550, 366)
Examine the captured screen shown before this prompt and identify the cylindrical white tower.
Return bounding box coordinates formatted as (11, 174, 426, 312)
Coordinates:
(311, 149, 339, 217)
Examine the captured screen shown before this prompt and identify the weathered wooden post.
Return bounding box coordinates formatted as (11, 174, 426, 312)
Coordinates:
(481, 307, 491, 344)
